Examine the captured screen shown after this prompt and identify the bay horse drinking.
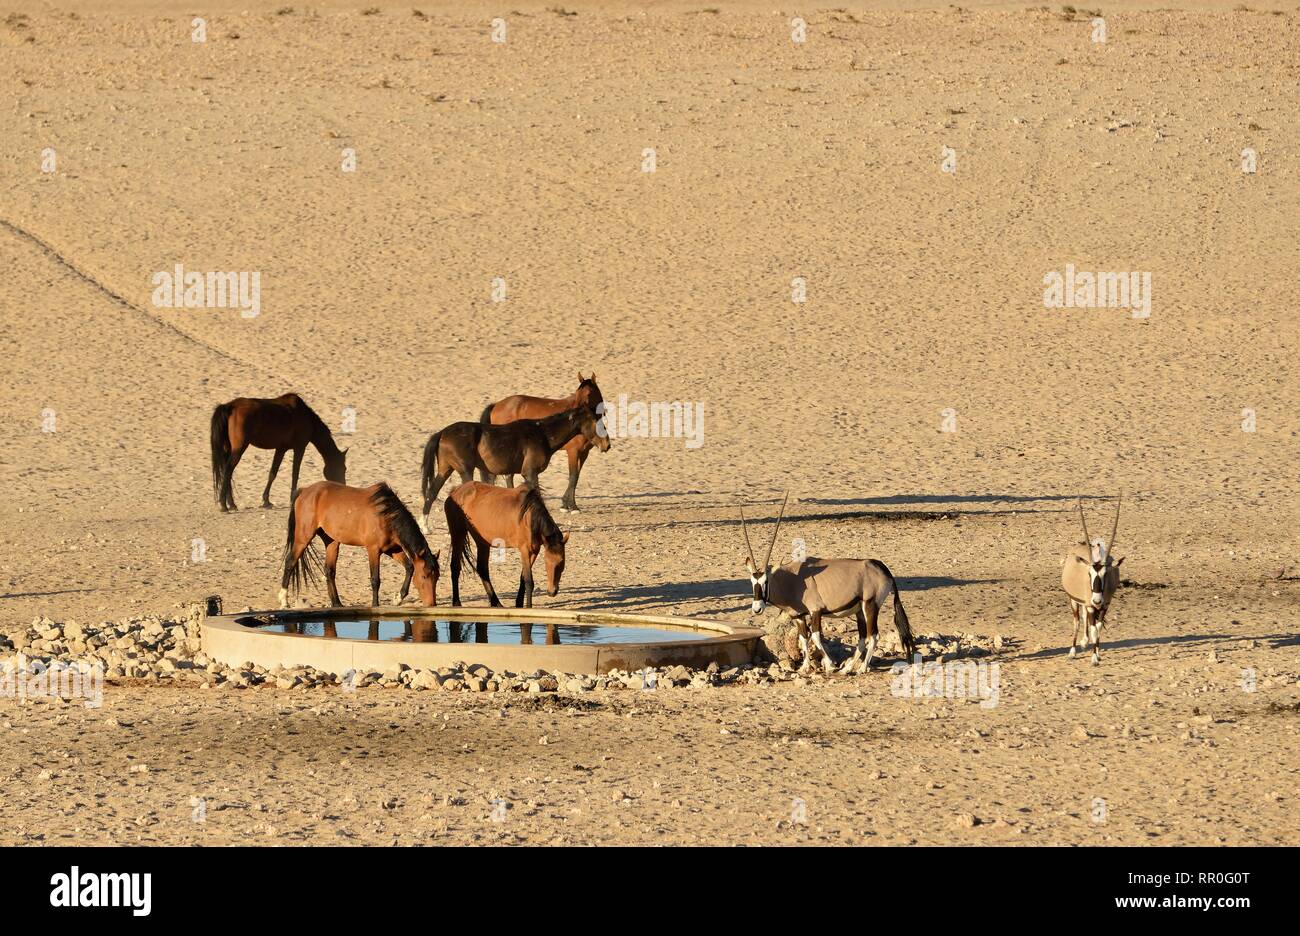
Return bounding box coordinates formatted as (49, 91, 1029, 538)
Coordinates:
(420, 406, 607, 521)
(210, 393, 347, 511)
(481, 373, 607, 511)
(443, 482, 569, 608)
(281, 481, 438, 608)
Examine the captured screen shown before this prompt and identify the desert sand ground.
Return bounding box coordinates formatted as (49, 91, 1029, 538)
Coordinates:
(0, 1, 1297, 845)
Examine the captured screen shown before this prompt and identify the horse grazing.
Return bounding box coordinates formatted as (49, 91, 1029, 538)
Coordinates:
(481, 373, 607, 511)
(420, 406, 608, 520)
(210, 393, 347, 512)
(443, 482, 569, 608)
(281, 481, 438, 608)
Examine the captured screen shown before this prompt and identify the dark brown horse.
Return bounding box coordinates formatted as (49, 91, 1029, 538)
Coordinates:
(281, 481, 438, 608)
(420, 407, 608, 520)
(443, 482, 568, 608)
(210, 393, 347, 511)
(481, 373, 606, 511)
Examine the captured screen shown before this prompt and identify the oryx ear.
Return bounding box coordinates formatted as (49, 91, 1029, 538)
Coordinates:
(1113, 556, 1124, 569)
(562, 532, 570, 544)
(1074, 555, 1090, 565)
(745, 556, 756, 574)
(577, 371, 584, 383)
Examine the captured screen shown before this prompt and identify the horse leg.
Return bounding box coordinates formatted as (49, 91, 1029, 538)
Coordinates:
(394, 549, 413, 603)
(261, 448, 285, 508)
(449, 530, 463, 607)
(475, 536, 502, 607)
(424, 467, 453, 511)
(561, 446, 587, 512)
(367, 546, 382, 607)
(223, 444, 247, 511)
(289, 445, 305, 502)
(324, 539, 342, 607)
(516, 549, 535, 608)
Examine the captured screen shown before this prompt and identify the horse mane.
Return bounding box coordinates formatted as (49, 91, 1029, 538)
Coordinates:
(370, 484, 432, 559)
(294, 396, 330, 437)
(538, 406, 587, 429)
(518, 487, 564, 549)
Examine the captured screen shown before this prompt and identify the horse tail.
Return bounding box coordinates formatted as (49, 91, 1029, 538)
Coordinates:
(210, 402, 233, 501)
(443, 494, 476, 573)
(281, 490, 322, 594)
(420, 431, 443, 508)
(871, 560, 915, 658)
(479, 402, 496, 425)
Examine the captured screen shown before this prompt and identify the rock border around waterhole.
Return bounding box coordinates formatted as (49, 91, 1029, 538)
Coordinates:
(0, 602, 1008, 696)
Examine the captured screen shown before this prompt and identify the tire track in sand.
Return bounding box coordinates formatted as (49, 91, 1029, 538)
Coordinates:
(0, 217, 281, 382)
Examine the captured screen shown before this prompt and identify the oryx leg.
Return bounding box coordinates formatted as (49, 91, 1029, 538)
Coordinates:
(856, 600, 880, 675)
(794, 615, 812, 673)
(808, 610, 834, 674)
(841, 606, 869, 674)
(1069, 601, 1082, 658)
(1090, 610, 1103, 666)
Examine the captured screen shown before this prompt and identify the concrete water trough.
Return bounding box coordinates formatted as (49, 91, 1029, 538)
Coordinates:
(202, 606, 762, 675)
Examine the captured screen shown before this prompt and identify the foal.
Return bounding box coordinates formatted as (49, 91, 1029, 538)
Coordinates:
(281, 481, 438, 608)
(443, 482, 569, 608)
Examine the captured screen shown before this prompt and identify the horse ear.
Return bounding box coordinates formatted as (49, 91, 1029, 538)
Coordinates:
(562, 532, 570, 544)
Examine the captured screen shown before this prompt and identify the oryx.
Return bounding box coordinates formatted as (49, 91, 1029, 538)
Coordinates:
(741, 494, 917, 674)
(1061, 495, 1124, 665)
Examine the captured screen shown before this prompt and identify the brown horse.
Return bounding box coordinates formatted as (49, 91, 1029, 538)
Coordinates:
(443, 483, 568, 608)
(210, 393, 347, 511)
(281, 481, 438, 608)
(481, 373, 606, 511)
(420, 406, 608, 520)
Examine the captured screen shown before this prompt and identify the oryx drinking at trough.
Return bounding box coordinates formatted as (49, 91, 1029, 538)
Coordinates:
(1061, 495, 1124, 665)
(741, 494, 917, 674)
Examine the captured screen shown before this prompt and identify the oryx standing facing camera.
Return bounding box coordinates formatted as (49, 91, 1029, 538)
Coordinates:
(1061, 495, 1124, 665)
(741, 494, 917, 674)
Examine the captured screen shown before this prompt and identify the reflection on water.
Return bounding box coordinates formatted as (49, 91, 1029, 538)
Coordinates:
(252, 617, 712, 646)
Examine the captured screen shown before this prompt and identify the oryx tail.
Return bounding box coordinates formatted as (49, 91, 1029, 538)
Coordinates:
(870, 559, 915, 657)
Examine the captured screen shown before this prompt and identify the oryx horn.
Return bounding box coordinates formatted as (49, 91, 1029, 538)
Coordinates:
(1108, 492, 1122, 553)
(739, 502, 758, 570)
(1077, 499, 1091, 548)
(762, 492, 790, 570)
